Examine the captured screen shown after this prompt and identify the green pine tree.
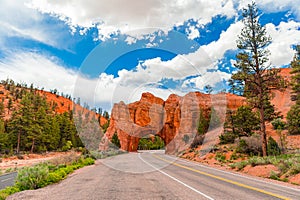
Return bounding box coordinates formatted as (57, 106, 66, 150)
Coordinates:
(232, 2, 282, 156)
(111, 132, 121, 148)
(287, 45, 300, 135)
(290, 45, 300, 103)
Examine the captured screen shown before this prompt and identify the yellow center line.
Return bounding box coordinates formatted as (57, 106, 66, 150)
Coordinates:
(153, 154, 290, 200)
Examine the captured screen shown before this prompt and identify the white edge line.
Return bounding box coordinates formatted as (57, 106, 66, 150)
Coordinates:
(0, 177, 14, 182)
(164, 154, 300, 192)
(138, 153, 215, 200)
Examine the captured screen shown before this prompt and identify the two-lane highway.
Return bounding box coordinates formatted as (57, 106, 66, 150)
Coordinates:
(7, 151, 300, 200)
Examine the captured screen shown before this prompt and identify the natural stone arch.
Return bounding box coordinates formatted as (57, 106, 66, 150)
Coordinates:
(100, 92, 246, 155)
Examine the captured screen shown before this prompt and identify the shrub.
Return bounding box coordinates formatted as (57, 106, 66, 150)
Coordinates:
(0, 186, 20, 200)
(190, 135, 204, 148)
(235, 134, 262, 155)
(288, 163, 300, 176)
(232, 161, 248, 170)
(81, 157, 95, 165)
(270, 171, 280, 180)
(47, 172, 61, 184)
(215, 152, 226, 162)
(236, 139, 248, 154)
(267, 136, 281, 156)
(16, 164, 49, 190)
(219, 132, 237, 144)
(230, 152, 238, 160)
(183, 135, 190, 144)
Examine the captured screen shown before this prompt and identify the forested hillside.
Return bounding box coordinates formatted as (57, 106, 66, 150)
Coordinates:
(0, 79, 109, 154)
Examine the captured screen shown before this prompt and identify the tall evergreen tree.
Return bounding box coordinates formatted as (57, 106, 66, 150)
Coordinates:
(290, 45, 300, 103)
(287, 45, 300, 135)
(0, 119, 8, 151)
(232, 2, 281, 156)
(8, 93, 33, 153)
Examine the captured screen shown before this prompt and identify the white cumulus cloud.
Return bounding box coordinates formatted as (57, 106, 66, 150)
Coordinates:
(266, 21, 300, 67)
(27, 0, 236, 41)
(0, 0, 69, 49)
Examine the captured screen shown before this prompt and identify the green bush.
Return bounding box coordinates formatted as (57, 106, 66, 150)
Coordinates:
(219, 132, 237, 144)
(267, 136, 281, 156)
(230, 161, 248, 170)
(82, 157, 95, 165)
(236, 139, 248, 153)
(215, 152, 226, 162)
(288, 163, 300, 176)
(0, 186, 20, 200)
(235, 134, 262, 155)
(16, 164, 49, 190)
(47, 172, 61, 184)
(230, 152, 238, 160)
(270, 171, 280, 180)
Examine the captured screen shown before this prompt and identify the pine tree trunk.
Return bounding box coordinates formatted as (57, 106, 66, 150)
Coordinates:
(260, 105, 267, 156)
(31, 139, 35, 153)
(17, 131, 21, 154)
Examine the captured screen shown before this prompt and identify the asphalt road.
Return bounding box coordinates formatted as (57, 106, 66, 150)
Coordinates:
(7, 151, 300, 200)
(0, 172, 17, 190)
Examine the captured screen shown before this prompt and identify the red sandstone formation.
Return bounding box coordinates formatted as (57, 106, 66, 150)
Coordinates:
(101, 92, 246, 154)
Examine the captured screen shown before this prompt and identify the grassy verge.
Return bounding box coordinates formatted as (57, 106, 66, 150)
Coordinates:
(0, 156, 95, 200)
(230, 154, 300, 182)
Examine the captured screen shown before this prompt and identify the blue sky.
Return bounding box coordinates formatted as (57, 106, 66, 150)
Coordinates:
(0, 0, 300, 111)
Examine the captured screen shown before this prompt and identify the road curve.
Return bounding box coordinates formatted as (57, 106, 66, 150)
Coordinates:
(0, 172, 17, 190)
(7, 151, 300, 200)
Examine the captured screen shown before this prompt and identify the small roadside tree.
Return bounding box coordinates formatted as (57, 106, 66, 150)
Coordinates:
(111, 132, 121, 148)
(271, 118, 287, 153)
(220, 106, 260, 144)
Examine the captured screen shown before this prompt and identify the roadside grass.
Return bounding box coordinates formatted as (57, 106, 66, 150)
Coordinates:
(229, 154, 300, 181)
(0, 155, 95, 200)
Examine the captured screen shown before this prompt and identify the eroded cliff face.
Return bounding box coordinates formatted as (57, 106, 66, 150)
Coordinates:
(100, 92, 246, 154)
